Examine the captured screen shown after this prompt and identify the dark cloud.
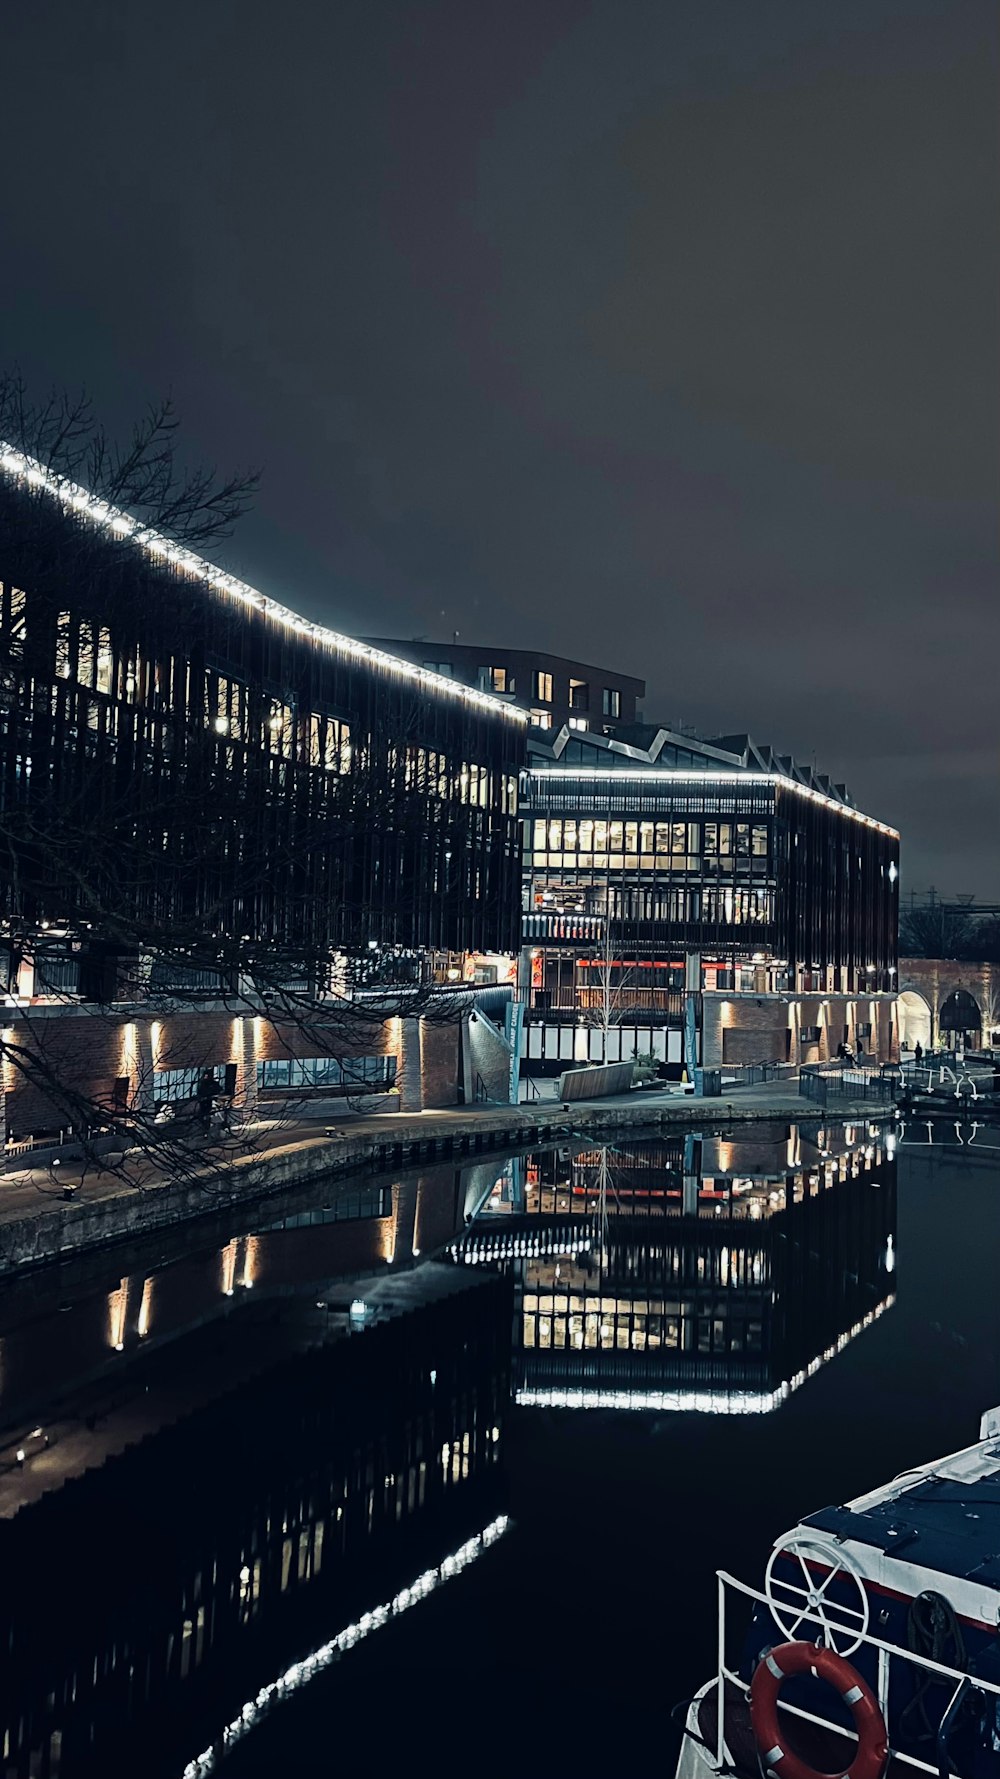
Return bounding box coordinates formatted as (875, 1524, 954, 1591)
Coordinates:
(3, 0, 997, 893)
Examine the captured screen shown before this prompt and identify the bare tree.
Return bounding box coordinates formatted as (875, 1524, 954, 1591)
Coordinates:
(0, 373, 259, 548)
(899, 901, 976, 960)
(579, 893, 634, 1062)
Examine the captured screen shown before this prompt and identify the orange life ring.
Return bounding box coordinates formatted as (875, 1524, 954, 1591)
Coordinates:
(749, 1640, 889, 1779)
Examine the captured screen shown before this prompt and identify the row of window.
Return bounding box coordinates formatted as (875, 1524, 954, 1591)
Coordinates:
(151, 1056, 397, 1102)
(531, 819, 769, 857)
(530, 885, 775, 924)
(257, 1056, 397, 1090)
(9, 683, 519, 817)
(2, 594, 518, 810)
(469, 663, 623, 717)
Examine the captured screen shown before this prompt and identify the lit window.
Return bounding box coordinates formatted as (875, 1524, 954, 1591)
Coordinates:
(533, 670, 553, 702)
(529, 709, 552, 730)
(568, 716, 588, 731)
(568, 677, 588, 711)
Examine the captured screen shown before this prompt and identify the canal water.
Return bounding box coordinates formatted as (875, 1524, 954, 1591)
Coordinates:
(0, 1117, 997, 1777)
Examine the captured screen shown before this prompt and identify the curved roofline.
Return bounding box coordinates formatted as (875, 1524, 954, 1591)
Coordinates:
(0, 443, 526, 725)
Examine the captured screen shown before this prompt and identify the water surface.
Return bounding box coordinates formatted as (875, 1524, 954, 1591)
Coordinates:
(0, 1117, 996, 1777)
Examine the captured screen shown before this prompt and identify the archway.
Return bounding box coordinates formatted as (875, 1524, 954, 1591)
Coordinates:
(939, 988, 981, 1049)
(897, 989, 932, 1053)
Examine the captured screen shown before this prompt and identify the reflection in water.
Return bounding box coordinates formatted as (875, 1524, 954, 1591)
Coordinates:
(455, 1122, 896, 1414)
(180, 1514, 509, 1779)
(0, 1159, 511, 1779)
(0, 1122, 898, 1776)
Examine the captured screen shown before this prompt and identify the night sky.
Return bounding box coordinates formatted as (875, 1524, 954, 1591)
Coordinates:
(3, 1, 997, 895)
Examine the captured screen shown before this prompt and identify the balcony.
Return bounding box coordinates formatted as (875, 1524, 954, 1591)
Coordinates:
(525, 986, 684, 1022)
(522, 912, 605, 943)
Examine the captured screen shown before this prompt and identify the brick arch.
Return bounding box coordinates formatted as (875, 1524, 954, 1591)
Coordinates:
(898, 957, 1000, 1049)
(939, 986, 982, 1038)
(897, 986, 932, 1051)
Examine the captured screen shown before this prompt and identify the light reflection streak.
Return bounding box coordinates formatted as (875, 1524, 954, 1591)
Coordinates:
(107, 1278, 129, 1351)
(517, 1298, 894, 1416)
(178, 1514, 509, 1778)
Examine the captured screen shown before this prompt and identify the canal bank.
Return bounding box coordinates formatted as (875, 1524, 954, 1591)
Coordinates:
(0, 1083, 893, 1277)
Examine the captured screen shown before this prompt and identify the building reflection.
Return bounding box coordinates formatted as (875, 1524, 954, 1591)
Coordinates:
(454, 1121, 896, 1413)
(0, 1174, 511, 1779)
(0, 1162, 492, 1430)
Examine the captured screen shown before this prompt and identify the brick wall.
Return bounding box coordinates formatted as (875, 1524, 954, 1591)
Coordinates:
(702, 994, 898, 1069)
(899, 958, 1000, 1045)
(2, 998, 482, 1139)
(420, 1021, 460, 1108)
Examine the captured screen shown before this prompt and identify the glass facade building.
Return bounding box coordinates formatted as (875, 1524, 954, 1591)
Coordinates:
(519, 721, 899, 1066)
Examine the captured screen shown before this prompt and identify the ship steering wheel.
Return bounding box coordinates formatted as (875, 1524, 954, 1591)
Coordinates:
(764, 1534, 870, 1657)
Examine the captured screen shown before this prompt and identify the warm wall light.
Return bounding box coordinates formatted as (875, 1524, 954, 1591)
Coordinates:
(220, 1239, 237, 1297)
(137, 1277, 154, 1339)
(107, 1277, 129, 1351)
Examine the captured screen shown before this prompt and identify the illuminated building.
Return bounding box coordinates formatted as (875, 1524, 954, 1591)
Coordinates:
(521, 720, 900, 1072)
(454, 1126, 896, 1411)
(361, 640, 901, 1071)
(0, 451, 526, 1136)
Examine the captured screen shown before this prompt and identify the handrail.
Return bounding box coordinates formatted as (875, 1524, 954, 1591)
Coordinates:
(710, 1567, 1000, 1778)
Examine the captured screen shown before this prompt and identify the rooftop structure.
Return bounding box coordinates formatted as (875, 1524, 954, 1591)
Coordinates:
(364, 638, 645, 736)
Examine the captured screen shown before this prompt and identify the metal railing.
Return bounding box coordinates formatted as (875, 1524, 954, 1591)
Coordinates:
(798, 1066, 897, 1107)
(711, 1567, 1000, 1779)
(522, 912, 605, 942)
(715, 1062, 799, 1087)
(526, 987, 684, 1018)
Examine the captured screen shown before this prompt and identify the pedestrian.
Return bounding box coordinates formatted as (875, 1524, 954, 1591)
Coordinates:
(855, 1035, 865, 1061)
(914, 1041, 923, 1065)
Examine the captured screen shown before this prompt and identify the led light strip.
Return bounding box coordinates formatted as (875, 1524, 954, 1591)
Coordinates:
(517, 1385, 785, 1414)
(527, 767, 899, 838)
(179, 1513, 509, 1779)
(0, 443, 526, 725)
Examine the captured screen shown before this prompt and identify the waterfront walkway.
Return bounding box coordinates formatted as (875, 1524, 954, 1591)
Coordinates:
(0, 1079, 892, 1278)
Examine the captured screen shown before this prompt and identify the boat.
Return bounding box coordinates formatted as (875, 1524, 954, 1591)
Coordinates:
(676, 1409, 1000, 1779)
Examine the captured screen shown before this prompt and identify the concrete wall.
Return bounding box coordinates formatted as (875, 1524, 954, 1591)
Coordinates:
(463, 1010, 515, 1104)
(558, 1060, 635, 1100)
(701, 993, 897, 1068)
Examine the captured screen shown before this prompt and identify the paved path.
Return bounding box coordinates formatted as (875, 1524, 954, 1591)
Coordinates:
(0, 1082, 894, 1273)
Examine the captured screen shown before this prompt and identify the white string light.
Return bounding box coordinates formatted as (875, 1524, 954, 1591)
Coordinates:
(528, 766, 898, 837)
(178, 1514, 509, 1779)
(0, 443, 526, 726)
